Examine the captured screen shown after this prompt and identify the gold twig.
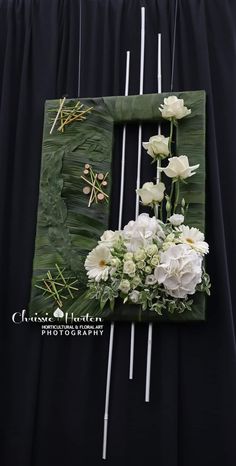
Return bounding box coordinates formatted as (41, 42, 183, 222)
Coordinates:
(49, 97, 66, 134)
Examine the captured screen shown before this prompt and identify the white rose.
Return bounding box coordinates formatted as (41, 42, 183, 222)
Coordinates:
(154, 243, 202, 298)
(129, 290, 140, 304)
(137, 260, 145, 270)
(99, 230, 120, 247)
(124, 252, 133, 260)
(134, 248, 146, 261)
(142, 134, 169, 159)
(119, 279, 131, 294)
(123, 213, 165, 252)
(169, 214, 184, 226)
(123, 260, 136, 277)
(160, 156, 199, 179)
(162, 241, 174, 251)
(166, 233, 175, 242)
(151, 255, 159, 267)
(132, 276, 141, 287)
(110, 257, 121, 268)
(159, 96, 191, 120)
(145, 274, 158, 285)
(145, 244, 158, 256)
(145, 266, 152, 274)
(136, 181, 165, 206)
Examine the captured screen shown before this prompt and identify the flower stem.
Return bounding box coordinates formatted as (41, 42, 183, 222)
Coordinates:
(173, 180, 180, 213)
(154, 203, 159, 219)
(166, 181, 175, 218)
(169, 119, 174, 155)
(169, 181, 174, 203)
(160, 202, 163, 221)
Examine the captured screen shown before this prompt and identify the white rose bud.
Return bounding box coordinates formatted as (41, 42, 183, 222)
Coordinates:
(166, 233, 175, 242)
(123, 260, 136, 277)
(99, 230, 120, 247)
(134, 248, 146, 261)
(159, 96, 191, 120)
(136, 181, 165, 206)
(160, 156, 199, 180)
(129, 290, 140, 304)
(137, 260, 145, 270)
(142, 134, 169, 159)
(145, 274, 158, 285)
(169, 214, 184, 226)
(110, 257, 121, 268)
(124, 252, 133, 261)
(162, 242, 173, 251)
(132, 276, 141, 287)
(145, 244, 158, 256)
(151, 255, 159, 267)
(119, 279, 131, 294)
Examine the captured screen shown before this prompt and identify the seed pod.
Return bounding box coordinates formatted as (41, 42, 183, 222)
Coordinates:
(102, 180, 107, 186)
(97, 193, 105, 201)
(84, 163, 90, 169)
(97, 173, 104, 180)
(83, 186, 91, 195)
(83, 169, 89, 175)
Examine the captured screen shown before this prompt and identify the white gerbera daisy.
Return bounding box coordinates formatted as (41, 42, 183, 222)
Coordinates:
(176, 225, 209, 255)
(85, 244, 112, 282)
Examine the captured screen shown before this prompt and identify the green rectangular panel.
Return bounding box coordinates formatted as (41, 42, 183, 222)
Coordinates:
(29, 91, 206, 322)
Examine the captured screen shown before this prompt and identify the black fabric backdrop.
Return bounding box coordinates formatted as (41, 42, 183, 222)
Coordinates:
(1, 0, 236, 465)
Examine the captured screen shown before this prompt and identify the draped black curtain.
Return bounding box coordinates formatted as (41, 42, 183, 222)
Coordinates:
(1, 1, 236, 465)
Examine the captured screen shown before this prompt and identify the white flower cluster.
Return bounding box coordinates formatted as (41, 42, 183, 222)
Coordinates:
(84, 96, 210, 316)
(85, 214, 209, 312)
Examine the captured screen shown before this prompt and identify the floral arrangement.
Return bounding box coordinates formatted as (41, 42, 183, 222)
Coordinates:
(84, 96, 210, 315)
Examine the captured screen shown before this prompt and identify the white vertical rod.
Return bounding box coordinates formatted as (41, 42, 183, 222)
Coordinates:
(135, 6, 145, 218)
(129, 7, 146, 381)
(102, 322, 114, 460)
(145, 33, 162, 403)
(102, 51, 131, 460)
(129, 323, 135, 379)
(118, 51, 130, 231)
(78, 0, 82, 97)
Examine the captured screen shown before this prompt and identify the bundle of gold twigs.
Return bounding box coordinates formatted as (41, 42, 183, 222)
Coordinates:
(49, 98, 93, 134)
(35, 264, 78, 308)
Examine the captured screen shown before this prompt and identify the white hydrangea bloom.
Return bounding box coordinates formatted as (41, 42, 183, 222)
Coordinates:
(123, 213, 165, 252)
(154, 243, 202, 298)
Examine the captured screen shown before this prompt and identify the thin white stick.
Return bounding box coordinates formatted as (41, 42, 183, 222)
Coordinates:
(102, 322, 114, 460)
(129, 7, 146, 381)
(78, 0, 82, 97)
(118, 51, 130, 231)
(157, 32, 162, 94)
(49, 97, 66, 134)
(102, 51, 131, 460)
(135, 6, 145, 218)
(145, 33, 162, 403)
(145, 323, 153, 402)
(129, 323, 135, 379)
